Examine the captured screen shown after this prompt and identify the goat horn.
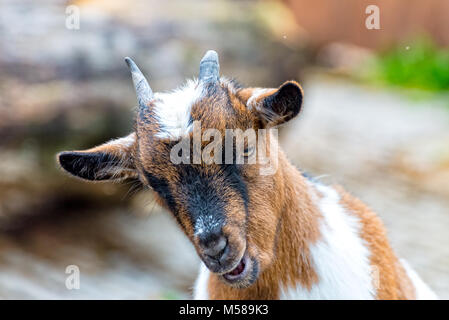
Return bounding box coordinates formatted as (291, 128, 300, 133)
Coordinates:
(124, 57, 153, 109)
(199, 50, 220, 83)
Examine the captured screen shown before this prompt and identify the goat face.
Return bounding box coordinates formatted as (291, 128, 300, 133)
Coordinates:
(58, 51, 303, 288)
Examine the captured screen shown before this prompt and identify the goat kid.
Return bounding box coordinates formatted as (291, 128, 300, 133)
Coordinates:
(58, 50, 437, 300)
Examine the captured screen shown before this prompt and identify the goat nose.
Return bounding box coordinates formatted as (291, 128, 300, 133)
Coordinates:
(199, 232, 227, 259)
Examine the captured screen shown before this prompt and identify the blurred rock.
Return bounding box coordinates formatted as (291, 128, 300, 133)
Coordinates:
(0, 0, 309, 85)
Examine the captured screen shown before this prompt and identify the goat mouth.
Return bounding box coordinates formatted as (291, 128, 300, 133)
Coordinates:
(221, 253, 250, 284)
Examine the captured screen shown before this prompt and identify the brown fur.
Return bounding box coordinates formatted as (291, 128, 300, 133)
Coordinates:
(336, 187, 415, 299)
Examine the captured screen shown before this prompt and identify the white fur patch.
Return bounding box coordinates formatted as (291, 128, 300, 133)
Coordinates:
(280, 183, 376, 300)
(193, 263, 210, 300)
(400, 259, 438, 299)
(153, 80, 204, 139)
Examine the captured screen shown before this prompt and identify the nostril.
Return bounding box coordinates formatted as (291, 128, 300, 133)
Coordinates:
(201, 235, 227, 259)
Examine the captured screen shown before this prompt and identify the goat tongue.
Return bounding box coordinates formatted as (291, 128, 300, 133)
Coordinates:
(228, 259, 245, 276)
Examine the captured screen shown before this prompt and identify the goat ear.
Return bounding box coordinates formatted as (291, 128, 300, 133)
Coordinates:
(244, 81, 303, 127)
(57, 133, 138, 181)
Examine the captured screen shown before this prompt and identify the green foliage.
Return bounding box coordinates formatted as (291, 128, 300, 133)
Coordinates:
(365, 38, 449, 91)
(160, 290, 181, 300)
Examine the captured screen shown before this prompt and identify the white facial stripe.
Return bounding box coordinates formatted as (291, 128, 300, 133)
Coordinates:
(153, 79, 204, 139)
(280, 183, 376, 299)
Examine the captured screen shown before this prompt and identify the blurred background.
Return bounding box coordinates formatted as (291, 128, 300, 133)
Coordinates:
(0, 0, 448, 299)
